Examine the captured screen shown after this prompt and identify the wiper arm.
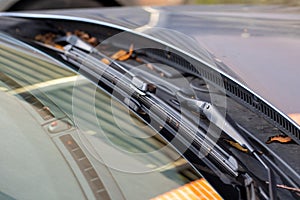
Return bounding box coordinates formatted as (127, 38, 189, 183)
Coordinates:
(177, 91, 255, 153)
(45, 35, 135, 77)
(176, 91, 279, 200)
(33, 34, 281, 199)
(34, 35, 241, 176)
(55, 35, 94, 53)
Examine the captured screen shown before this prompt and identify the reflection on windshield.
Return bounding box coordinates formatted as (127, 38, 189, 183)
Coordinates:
(38, 66, 203, 200)
(0, 37, 204, 200)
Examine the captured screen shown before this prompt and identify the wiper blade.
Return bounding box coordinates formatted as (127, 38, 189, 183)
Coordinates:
(33, 34, 285, 199)
(34, 35, 241, 177)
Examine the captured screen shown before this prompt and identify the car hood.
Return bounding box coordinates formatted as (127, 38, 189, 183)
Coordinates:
(3, 5, 300, 126)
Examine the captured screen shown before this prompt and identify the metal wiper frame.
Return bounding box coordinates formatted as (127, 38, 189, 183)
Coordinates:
(61, 36, 240, 172)
(36, 36, 242, 167)
(32, 35, 293, 200)
(176, 92, 278, 200)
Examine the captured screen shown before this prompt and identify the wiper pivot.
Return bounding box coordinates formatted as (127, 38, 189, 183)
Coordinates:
(177, 91, 255, 153)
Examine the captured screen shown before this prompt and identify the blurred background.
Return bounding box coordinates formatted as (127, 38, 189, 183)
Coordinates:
(0, 0, 299, 11)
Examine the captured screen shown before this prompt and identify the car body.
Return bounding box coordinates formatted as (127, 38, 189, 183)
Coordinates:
(0, 5, 299, 200)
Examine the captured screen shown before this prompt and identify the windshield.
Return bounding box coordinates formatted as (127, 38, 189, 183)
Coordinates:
(0, 34, 208, 200)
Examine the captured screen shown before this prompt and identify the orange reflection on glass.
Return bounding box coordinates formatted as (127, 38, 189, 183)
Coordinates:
(151, 178, 222, 200)
(288, 113, 300, 125)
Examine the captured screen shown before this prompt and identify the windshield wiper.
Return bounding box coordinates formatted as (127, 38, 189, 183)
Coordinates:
(177, 91, 255, 153)
(176, 91, 280, 200)
(33, 35, 287, 200)
(34, 35, 240, 173)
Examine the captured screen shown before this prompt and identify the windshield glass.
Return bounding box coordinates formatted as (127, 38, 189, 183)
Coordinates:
(0, 34, 206, 200)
